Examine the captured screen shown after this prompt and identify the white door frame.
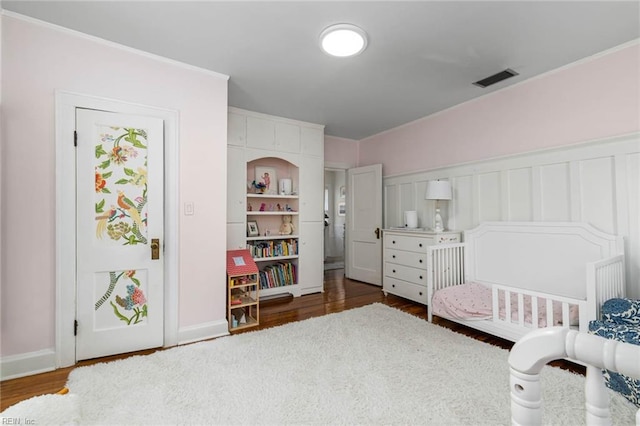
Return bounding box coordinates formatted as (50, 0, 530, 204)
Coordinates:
(55, 91, 179, 368)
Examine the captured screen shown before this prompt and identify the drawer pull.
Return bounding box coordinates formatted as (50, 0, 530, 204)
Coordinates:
(419, 259, 423, 263)
(393, 269, 396, 273)
(392, 255, 396, 259)
(419, 243, 423, 247)
(419, 291, 423, 296)
(392, 240, 396, 244)
(419, 275, 423, 280)
(392, 284, 395, 288)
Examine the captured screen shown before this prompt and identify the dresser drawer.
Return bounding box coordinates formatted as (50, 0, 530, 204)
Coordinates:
(383, 277, 428, 304)
(385, 249, 427, 269)
(384, 234, 431, 252)
(384, 262, 427, 286)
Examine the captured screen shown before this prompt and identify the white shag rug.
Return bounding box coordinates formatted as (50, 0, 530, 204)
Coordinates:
(3, 303, 637, 425)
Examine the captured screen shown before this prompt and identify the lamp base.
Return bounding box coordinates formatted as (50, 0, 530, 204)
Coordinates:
(433, 208, 445, 233)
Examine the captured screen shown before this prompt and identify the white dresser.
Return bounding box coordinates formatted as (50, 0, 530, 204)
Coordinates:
(382, 229, 461, 304)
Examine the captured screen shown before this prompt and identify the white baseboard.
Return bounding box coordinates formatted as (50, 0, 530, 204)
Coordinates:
(1, 348, 57, 381)
(0, 323, 228, 380)
(177, 320, 229, 346)
(0, 322, 228, 381)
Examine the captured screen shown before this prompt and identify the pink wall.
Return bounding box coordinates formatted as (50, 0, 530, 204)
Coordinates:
(359, 43, 640, 176)
(1, 15, 228, 356)
(325, 135, 358, 168)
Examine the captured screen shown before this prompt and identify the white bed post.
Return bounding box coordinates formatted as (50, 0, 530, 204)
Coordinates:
(584, 365, 612, 425)
(509, 368, 543, 425)
(509, 328, 569, 426)
(510, 327, 640, 426)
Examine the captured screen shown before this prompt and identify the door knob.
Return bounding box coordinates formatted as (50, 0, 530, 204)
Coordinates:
(151, 238, 160, 260)
(374, 228, 381, 239)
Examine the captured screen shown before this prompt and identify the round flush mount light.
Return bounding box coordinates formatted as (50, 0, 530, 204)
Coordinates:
(319, 24, 368, 57)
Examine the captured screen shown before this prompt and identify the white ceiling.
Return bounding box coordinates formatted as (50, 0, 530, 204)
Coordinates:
(3, 1, 639, 140)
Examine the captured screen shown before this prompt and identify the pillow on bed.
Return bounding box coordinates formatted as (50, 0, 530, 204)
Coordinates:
(602, 298, 640, 325)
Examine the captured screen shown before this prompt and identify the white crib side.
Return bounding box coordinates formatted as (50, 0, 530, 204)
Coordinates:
(586, 254, 626, 323)
(509, 327, 640, 426)
(426, 242, 467, 322)
(489, 283, 586, 331)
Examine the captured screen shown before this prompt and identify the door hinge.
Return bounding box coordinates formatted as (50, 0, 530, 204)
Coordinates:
(74, 320, 78, 336)
(74, 130, 77, 147)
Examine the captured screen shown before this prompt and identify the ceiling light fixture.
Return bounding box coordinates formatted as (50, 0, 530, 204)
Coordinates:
(319, 24, 368, 57)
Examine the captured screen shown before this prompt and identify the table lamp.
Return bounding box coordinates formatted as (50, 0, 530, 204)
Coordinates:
(425, 180, 452, 232)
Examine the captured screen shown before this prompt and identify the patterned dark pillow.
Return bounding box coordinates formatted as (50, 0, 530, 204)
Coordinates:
(589, 319, 640, 407)
(602, 298, 640, 325)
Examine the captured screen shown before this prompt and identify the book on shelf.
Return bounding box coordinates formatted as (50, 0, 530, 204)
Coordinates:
(247, 239, 298, 259)
(259, 262, 297, 289)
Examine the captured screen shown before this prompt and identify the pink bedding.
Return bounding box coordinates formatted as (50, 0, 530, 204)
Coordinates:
(431, 282, 578, 327)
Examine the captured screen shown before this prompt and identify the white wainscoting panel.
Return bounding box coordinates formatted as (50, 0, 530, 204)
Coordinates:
(507, 168, 533, 221)
(478, 171, 501, 223)
(452, 175, 474, 232)
(625, 152, 640, 291)
(399, 182, 416, 223)
(384, 183, 400, 229)
(383, 133, 640, 298)
(540, 163, 571, 221)
(580, 156, 615, 234)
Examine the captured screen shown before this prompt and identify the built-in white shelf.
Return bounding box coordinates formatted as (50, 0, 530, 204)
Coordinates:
(247, 193, 299, 199)
(253, 255, 299, 262)
(247, 211, 299, 216)
(246, 235, 300, 241)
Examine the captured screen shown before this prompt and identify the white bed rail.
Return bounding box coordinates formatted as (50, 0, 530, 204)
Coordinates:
(490, 284, 586, 331)
(509, 327, 640, 426)
(427, 242, 625, 329)
(427, 243, 467, 322)
(587, 254, 626, 322)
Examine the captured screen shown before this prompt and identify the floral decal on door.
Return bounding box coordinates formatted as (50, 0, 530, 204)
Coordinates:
(95, 127, 148, 245)
(94, 269, 148, 327)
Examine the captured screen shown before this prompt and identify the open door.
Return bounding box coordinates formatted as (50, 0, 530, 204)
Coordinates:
(345, 164, 383, 285)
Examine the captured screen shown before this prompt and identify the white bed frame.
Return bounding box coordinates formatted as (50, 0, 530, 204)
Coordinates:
(426, 222, 626, 342)
(509, 327, 640, 425)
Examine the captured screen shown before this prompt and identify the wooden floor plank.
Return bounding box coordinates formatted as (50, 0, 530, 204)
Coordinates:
(0, 268, 582, 411)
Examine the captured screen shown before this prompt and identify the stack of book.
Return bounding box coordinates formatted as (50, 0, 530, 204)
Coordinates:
(247, 239, 298, 259)
(259, 262, 297, 289)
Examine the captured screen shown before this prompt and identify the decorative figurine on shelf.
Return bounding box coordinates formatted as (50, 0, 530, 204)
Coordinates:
(251, 180, 267, 193)
(285, 204, 294, 212)
(268, 203, 274, 211)
(276, 203, 282, 211)
(247, 204, 253, 212)
(259, 203, 266, 211)
(279, 215, 295, 235)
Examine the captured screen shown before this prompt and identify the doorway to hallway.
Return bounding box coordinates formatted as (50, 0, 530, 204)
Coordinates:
(324, 168, 346, 270)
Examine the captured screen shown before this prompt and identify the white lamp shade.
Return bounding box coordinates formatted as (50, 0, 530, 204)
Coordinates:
(425, 180, 452, 200)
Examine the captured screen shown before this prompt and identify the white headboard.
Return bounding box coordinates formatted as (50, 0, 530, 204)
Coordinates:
(464, 222, 624, 299)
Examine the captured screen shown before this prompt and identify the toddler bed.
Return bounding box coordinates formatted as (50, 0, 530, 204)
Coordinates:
(426, 222, 626, 342)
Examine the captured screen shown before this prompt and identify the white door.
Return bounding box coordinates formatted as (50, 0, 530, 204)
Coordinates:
(345, 164, 383, 285)
(76, 109, 164, 360)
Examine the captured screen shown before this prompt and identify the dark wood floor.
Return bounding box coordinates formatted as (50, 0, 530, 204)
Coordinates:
(0, 268, 583, 411)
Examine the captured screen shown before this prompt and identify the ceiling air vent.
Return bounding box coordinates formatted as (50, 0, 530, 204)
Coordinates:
(473, 68, 519, 88)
